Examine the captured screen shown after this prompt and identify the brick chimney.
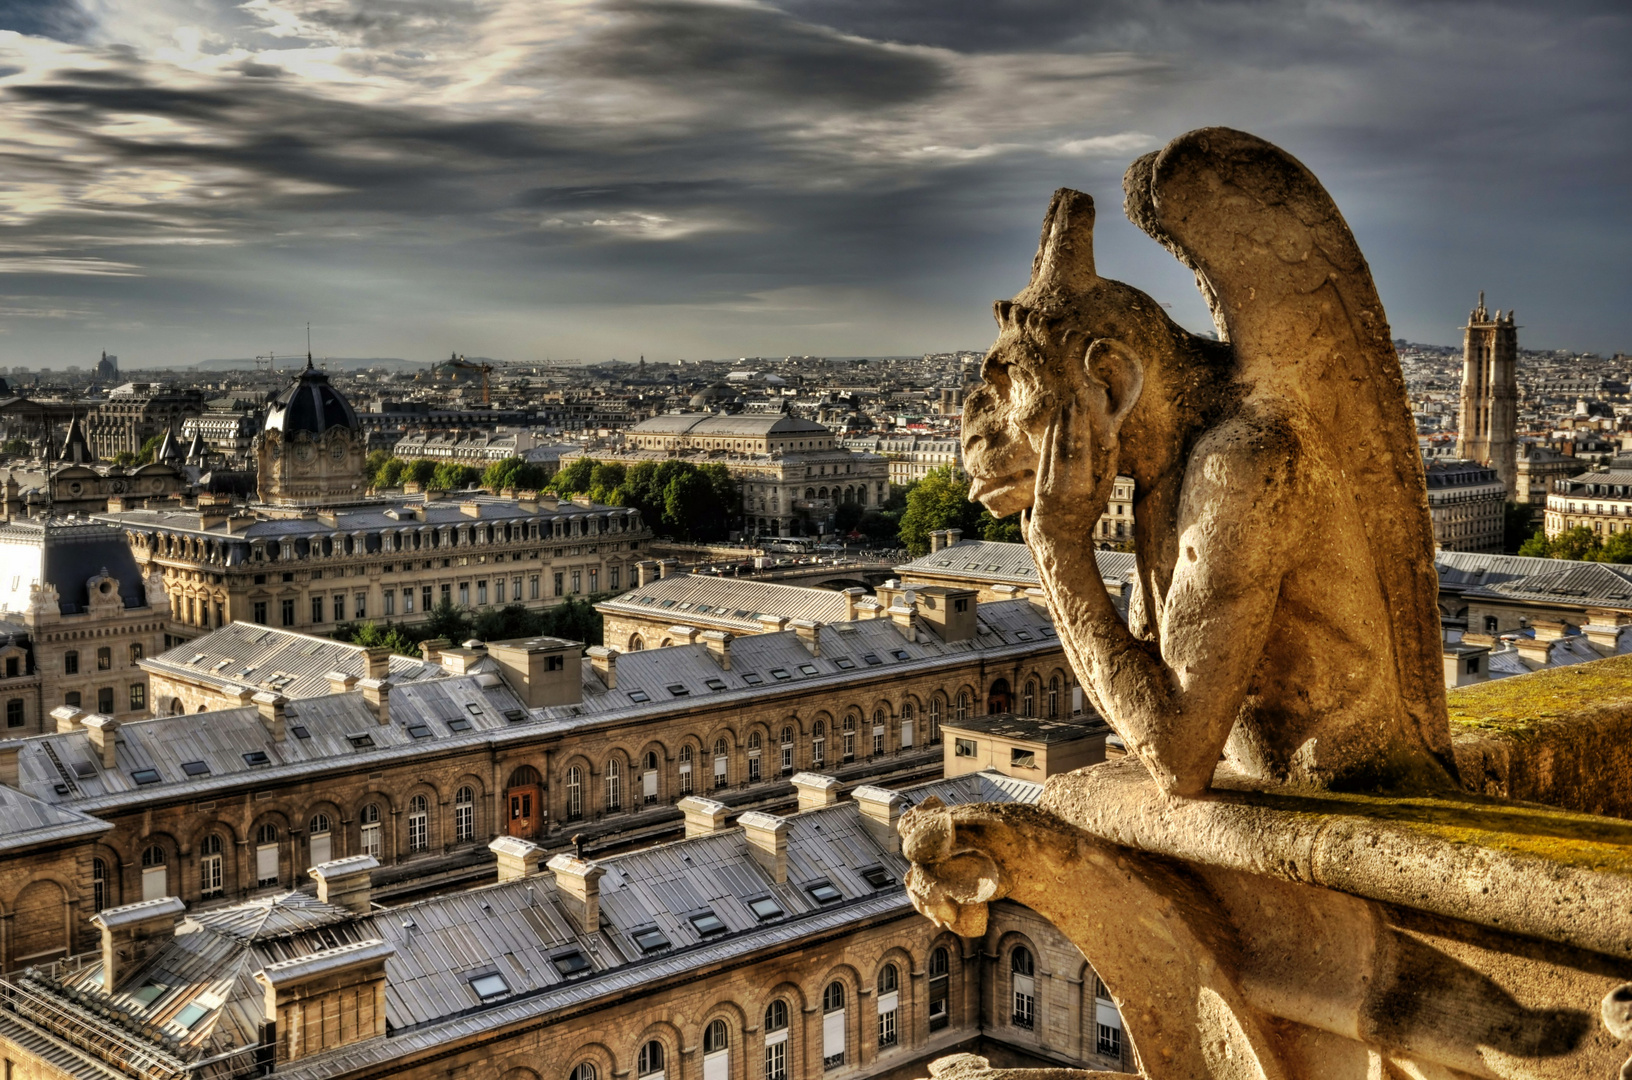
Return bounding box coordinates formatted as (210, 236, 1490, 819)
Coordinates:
(888, 595, 918, 641)
(93, 896, 185, 990)
(915, 586, 976, 643)
(658, 559, 679, 579)
(546, 853, 606, 933)
(791, 772, 840, 812)
(678, 795, 730, 836)
(490, 836, 545, 882)
(792, 619, 822, 657)
(702, 630, 732, 670)
(82, 714, 119, 769)
(943, 527, 962, 547)
(636, 560, 659, 586)
(1514, 635, 1555, 668)
(928, 529, 945, 553)
(325, 671, 359, 695)
(587, 645, 618, 689)
(758, 614, 790, 635)
(253, 691, 287, 741)
(666, 625, 701, 646)
(1585, 624, 1631, 655)
(738, 811, 789, 883)
(850, 785, 906, 853)
(359, 678, 391, 725)
(308, 855, 378, 915)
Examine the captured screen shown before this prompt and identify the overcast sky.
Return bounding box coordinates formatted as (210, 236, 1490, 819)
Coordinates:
(0, 0, 1627, 368)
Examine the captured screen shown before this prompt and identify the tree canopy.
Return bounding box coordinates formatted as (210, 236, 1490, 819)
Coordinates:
(897, 465, 986, 555)
(550, 457, 736, 541)
(1516, 525, 1632, 564)
(482, 456, 552, 492)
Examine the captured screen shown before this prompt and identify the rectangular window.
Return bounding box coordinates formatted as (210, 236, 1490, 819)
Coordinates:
(355, 593, 366, 619)
(361, 823, 381, 858)
(403, 588, 415, 614)
(878, 995, 898, 1047)
(765, 1038, 787, 1080)
(129, 684, 145, 711)
(823, 1007, 845, 1069)
(929, 977, 949, 1031)
(64, 651, 78, 675)
(588, 568, 597, 592)
(1011, 748, 1037, 769)
(256, 843, 279, 888)
(422, 585, 433, 611)
(748, 755, 761, 783)
(312, 595, 325, 623)
(384, 591, 395, 616)
(281, 598, 295, 626)
(97, 647, 111, 671)
(333, 595, 345, 622)
(609, 566, 620, 590)
(455, 800, 473, 841)
(554, 572, 564, 597)
(5, 699, 22, 727)
(530, 575, 540, 600)
(955, 738, 978, 758)
(713, 753, 727, 788)
(98, 687, 114, 714)
(458, 582, 469, 605)
(1014, 973, 1035, 1029)
(201, 854, 222, 897)
(873, 726, 885, 756)
(494, 578, 504, 603)
(440, 583, 451, 603)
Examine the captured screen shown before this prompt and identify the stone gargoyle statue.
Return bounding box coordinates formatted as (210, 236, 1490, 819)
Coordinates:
(962, 126, 1456, 797)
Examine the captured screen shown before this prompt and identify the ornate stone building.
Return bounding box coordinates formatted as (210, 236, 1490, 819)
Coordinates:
(1423, 459, 1506, 552)
(84, 382, 204, 461)
(255, 359, 371, 507)
(0, 519, 167, 737)
(1454, 293, 1519, 499)
(1543, 468, 1632, 539)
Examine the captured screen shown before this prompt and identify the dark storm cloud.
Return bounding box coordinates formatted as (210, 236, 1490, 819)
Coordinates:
(0, 0, 91, 42)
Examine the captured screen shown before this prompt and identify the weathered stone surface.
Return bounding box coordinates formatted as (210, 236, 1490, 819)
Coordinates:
(961, 127, 1452, 796)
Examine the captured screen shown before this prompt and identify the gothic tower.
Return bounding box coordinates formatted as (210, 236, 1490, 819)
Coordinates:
(1455, 292, 1518, 499)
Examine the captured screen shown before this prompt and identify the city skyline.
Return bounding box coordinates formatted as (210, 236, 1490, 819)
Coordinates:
(0, 1, 1628, 367)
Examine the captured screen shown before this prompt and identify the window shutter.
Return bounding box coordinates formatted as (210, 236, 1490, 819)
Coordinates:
(256, 844, 279, 882)
(309, 833, 331, 867)
(901, 720, 913, 748)
(141, 866, 166, 901)
(644, 771, 657, 798)
(702, 1051, 728, 1080)
(765, 1029, 788, 1047)
(823, 1009, 845, 1059)
(1095, 1002, 1122, 1030)
(877, 991, 898, 1013)
(1014, 974, 1034, 998)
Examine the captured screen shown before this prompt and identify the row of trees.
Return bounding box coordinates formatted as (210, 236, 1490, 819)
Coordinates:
(1517, 526, 1632, 564)
(337, 596, 605, 657)
(547, 457, 737, 542)
(891, 465, 1024, 556)
(367, 449, 483, 493)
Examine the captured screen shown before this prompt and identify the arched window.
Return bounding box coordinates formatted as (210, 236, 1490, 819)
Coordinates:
(201, 834, 224, 897)
(872, 707, 886, 756)
(901, 701, 915, 749)
(570, 1064, 596, 1080)
(765, 1000, 790, 1080)
(955, 691, 970, 723)
(678, 744, 694, 795)
(645, 750, 659, 770)
(812, 720, 827, 766)
(1047, 675, 1060, 718)
(712, 738, 729, 790)
(747, 731, 762, 782)
(140, 844, 167, 901)
(878, 962, 900, 1047)
(455, 787, 475, 842)
(779, 726, 794, 774)
(929, 697, 943, 744)
(822, 981, 847, 1067)
(1011, 946, 1036, 1029)
(703, 1018, 729, 1056)
(408, 794, 429, 852)
(841, 713, 856, 762)
(360, 803, 382, 858)
(566, 766, 584, 820)
(254, 824, 279, 888)
(606, 758, 621, 811)
(929, 947, 951, 1031)
(1023, 680, 1037, 717)
(92, 857, 108, 912)
(637, 1041, 665, 1077)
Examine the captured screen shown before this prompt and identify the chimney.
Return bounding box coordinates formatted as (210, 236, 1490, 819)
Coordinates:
(325, 671, 359, 695)
(758, 614, 790, 635)
(488, 639, 582, 708)
(889, 595, 918, 641)
(702, 630, 732, 670)
(658, 559, 679, 579)
(82, 715, 119, 769)
(253, 691, 287, 741)
(93, 897, 185, 991)
(1530, 620, 1569, 642)
(841, 587, 865, 621)
(677, 795, 730, 837)
(419, 637, 451, 663)
(850, 785, 906, 853)
(490, 836, 545, 882)
(943, 527, 962, 547)
(792, 620, 822, 657)
(666, 625, 701, 646)
(928, 529, 945, 553)
(915, 587, 976, 643)
(989, 584, 1023, 600)
(790, 772, 840, 812)
(738, 811, 789, 883)
(0, 744, 18, 788)
(636, 560, 660, 586)
(1585, 624, 1630, 656)
(51, 705, 85, 733)
(308, 855, 378, 915)
(1514, 635, 1555, 669)
(359, 678, 391, 725)
(362, 647, 392, 680)
(587, 645, 618, 688)
(546, 853, 606, 933)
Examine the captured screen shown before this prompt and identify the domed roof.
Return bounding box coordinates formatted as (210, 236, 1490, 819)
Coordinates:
(689, 381, 735, 409)
(266, 358, 358, 436)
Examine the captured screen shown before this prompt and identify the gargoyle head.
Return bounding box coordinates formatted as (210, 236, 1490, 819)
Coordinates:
(962, 188, 1217, 519)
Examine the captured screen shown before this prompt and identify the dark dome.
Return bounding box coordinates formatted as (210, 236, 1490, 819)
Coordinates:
(266, 360, 359, 435)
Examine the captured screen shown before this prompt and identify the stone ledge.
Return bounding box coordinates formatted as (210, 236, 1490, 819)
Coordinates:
(1042, 756, 1632, 959)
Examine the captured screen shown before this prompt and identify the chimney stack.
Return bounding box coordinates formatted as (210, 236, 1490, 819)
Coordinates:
(677, 795, 730, 836)
(758, 614, 790, 635)
(587, 645, 618, 689)
(325, 671, 359, 695)
(419, 637, 451, 663)
(546, 853, 606, 933)
(666, 625, 701, 646)
(792, 619, 822, 657)
(93, 897, 186, 991)
(51, 705, 85, 733)
(636, 560, 659, 587)
(253, 691, 287, 741)
(82, 715, 119, 769)
(850, 785, 907, 853)
(943, 528, 962, 548)
(841, 587, 865, 622)
(658, 559, 679, 579)
(0, 743, 18, 788)
(791, 772, 840, 812)
(702, 630, 732, 670)
(362, 647, 392, 680)
(308, 855, 378, 915)
(888, 595, 918, 641)
(929, 529, 946, 553)
(738, 811, 789, 883)
(490, 837, 545, 882)
(359, 678, 391, 725)
(914, 586, 976, 643)
(1585, 624, 1631, 655)
(1514, 635, 1555, 669)
(1530, 620, 1569, 642)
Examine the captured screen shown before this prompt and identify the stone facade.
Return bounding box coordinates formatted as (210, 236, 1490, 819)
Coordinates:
(83, 382, 203, 461)
(1544, 468, 1632, 539)
(1455, 293, 1520, 500)
(1423, 459, 1506, 552)
(255, 362, 371, 507)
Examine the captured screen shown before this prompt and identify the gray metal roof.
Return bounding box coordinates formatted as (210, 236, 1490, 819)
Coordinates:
(0, 782, 108, 854)
(939, 712, 1111, 745)
(895, 539, 1135, 589)
(143, 623, 445, 701)
(597, 572, 854, 632)
(0, 518, 151, 614)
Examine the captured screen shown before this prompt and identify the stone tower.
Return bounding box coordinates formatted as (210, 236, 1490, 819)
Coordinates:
(253, 357, 367, 506)
(1455, 292, 1518, 499)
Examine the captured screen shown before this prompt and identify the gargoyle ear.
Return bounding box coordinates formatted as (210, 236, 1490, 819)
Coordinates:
(1086, 339, 1145, 431)
(1030, 188, 1097, 293)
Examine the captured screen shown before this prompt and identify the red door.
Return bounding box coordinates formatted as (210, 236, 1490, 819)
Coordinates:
(508, 784, 542, 838)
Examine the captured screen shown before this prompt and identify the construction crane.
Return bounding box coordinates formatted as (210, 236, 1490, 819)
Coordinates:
(439, 353, 493, 405)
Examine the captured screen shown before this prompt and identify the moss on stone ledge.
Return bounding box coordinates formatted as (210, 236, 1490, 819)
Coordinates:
(1446, 654, 1632, 737)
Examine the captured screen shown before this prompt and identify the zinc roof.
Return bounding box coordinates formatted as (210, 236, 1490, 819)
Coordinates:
(0, 782, 108, 854)
(597, 572, 853, 631)
(895, 539, 1135, 588)
(142, 623, 445, 701)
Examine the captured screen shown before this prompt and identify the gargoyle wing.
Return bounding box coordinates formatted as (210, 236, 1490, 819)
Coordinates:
(1123, 127, 1452, 763)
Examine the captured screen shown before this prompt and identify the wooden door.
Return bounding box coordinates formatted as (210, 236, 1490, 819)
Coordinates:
(507, 784, 542, 838)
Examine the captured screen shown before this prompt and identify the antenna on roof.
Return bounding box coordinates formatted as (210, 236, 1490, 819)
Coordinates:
(306, 323, 313, 371)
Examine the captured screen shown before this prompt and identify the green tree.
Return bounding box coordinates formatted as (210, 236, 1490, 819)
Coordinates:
(406, 459, 437, 486)
(1503, 503, 1538, 554)
(1516, 530, 1550, 557)
(365, 448, 390, 480)
(431, 462, 480, 491)
(588, 461, 626, 500)
(338, 619, 419, 657)
(1599, 530, 1632, 565)
(482, 456, 524, 491)
(374, 457, 407, 488)
(550, 458, 596, 495)
(834, 502, 864, 535)
(137, 434, 163, 464)
(423, 597, 472, 643)
(1550, 526, 1601, 561)
(980, 508, 1023, 543)
(898, 466, 983, 555)
(111, 450, 137, 466)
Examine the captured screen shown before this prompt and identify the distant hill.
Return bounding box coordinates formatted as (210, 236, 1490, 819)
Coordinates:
(191, 356, 431, 372)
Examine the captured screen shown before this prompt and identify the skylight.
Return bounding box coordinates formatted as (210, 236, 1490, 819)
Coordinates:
(741, 672, 763, 686)
(798, 664, 817, 675)
(748, 896, 784, 921)
(290, 725, 311, 739)
(130, 769, 161, 786)
(465, 703, 483, 715)
(833, 657, 855, 670)
(181, 761, 210, 777)
(891, 649, 910, 661)
(805, 880, 842, 904)
(551, 949, 590, 976)
(770, 668, 792, 681)
(503, 709, 527, 722)
(667, 684, 690, 697)
(632, 926, 670, 952)
(71, 761, 95, 779)
(174, 1002, 209, 1030)
(690, 910, 726, 935)
(446, 718, 472, 732)
(627, 689, 651, 703)
(130, 982, 168, 1006)
(862, 654, 882, 666)
(705, 678, 726, 691)
(860, 866, 894, 889)
(243, 751, 270, 766)
(407, 724, 432, 739)
(347, 734, 376, 749)
(469, 973, 510, 1000)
